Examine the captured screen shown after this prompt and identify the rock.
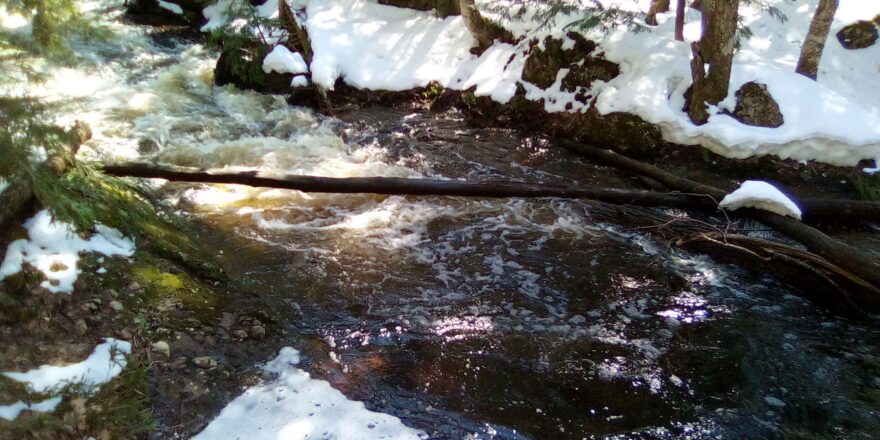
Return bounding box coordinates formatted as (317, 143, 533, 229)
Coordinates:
(523, 33, 618, 92)
(232, 329, 248, 340)
(731, 81, 784, 128)
(152, 341, 171, 358)
(172, 356, 188, 370)
(836, 21, 879, 50)
(378, 0, 459, 17)
(109, 300, 124, 312)
(251, 325, 266, 340)
(75, 319, 89, 335)
(193, 356, 218, 369)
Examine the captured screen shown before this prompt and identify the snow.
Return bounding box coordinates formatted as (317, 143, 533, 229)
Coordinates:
(193, 347, 425, 440)
(2, 338, 131, 393)
(0, 178, 8, 195)
(719, 180, 802, 220)
(200, 0, 880, 166)
(0, 210, 136, 293)
(0, 397, 62, 421)
(0, 339, 130, 421)
(262, 45, 309, 79)
(157, 0, 184, 15)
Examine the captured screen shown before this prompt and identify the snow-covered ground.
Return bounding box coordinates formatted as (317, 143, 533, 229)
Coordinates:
(204, 0, 880, 167)
(193, 347, 425, 440)
(0, 210, 135, 293)
(0, 338, 131, 421)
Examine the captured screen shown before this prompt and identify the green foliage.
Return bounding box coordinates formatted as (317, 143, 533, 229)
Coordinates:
(205, 0, 289, 85)
(0, 97, 68, 182)
(0, 0, 110, 59)
(483, 0, 648, 34)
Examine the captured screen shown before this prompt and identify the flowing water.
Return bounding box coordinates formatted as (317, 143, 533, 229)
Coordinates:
(6, 3, 880, 438)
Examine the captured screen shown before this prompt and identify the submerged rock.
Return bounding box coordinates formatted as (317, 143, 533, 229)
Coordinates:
(731, 81, 784, 128)
(836, 21, 879, 50)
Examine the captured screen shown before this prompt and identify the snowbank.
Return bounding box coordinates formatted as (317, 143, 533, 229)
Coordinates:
(719, 180, 802, 219)
(595, 1, 880, 167)
(0, 210, 135, 293)
(205, 0, 880, 166)
(0, 339, 130, 421)
(193, 347, 424, 440)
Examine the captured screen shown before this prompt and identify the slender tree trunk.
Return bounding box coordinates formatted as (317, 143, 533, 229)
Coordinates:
(675, 0, 686, 41)
(796, 0, 838, 80)
(646, 0, 671, 26)
(686, 0, 740, 125)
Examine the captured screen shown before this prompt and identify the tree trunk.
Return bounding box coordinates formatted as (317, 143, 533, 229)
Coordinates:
(100, 162, 721, 208)
(646, 0, 671, 26)
(675, 0, 686, 41)
(686, 0, 740, 125)
(796, 0, 838, 80)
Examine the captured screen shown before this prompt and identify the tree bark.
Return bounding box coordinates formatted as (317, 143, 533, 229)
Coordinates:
(556, 138, 880, 291)
(686, 0, 740, 125)
(646, 0, 671, 26)
(675, 0, 686, 41)
(101, 161, 722, 208)
(796, 0, 838, 80)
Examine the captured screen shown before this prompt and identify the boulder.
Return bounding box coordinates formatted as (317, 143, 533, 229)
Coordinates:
(378, 0, 460, 17)
(731, 81, 784, 128)
(126, 0, 207, 28)
(836, 21, 879, 50)
(523, 33, 618, 91)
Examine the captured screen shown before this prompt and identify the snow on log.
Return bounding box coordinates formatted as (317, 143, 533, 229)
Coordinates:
(720, 180, 802, 220)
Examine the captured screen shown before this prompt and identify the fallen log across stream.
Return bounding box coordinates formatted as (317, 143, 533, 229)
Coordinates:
(556, 138, 880, 308)
(102, 160, 880, 314)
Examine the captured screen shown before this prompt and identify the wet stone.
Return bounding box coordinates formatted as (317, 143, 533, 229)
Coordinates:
(251, 325, 266, 340)
(193, 356, 218, 369)
(152, 341, 171, 358)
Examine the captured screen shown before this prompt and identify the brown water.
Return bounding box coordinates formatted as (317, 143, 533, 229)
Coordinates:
(13, 4, 880, 438)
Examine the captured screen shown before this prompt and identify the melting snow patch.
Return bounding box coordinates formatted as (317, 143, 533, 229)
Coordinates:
(157, 0, 184, 15)
(0, 339, 130, 421)
(0, 397, 62, 421)
(0, 178, 9, 195)
(193, 347, 425, 440)
(3, 338, 131, 393)
(0, 210, 135, 293)
(719, 180, 802, 220)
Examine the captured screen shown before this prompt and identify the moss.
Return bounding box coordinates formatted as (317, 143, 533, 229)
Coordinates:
(132, 255, 225, 322)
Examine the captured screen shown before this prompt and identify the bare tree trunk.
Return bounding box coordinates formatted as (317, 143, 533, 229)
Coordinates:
(675, 0, 686, 41)
(646, 0, 671, 26)
(686, 0, 740, 125)
(796, 0, 838, 80)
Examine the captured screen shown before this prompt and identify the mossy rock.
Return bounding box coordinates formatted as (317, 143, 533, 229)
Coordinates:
(836, 21, 879, 50)
(731, 81, 783, 128)
(523, 33, 618, 91)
